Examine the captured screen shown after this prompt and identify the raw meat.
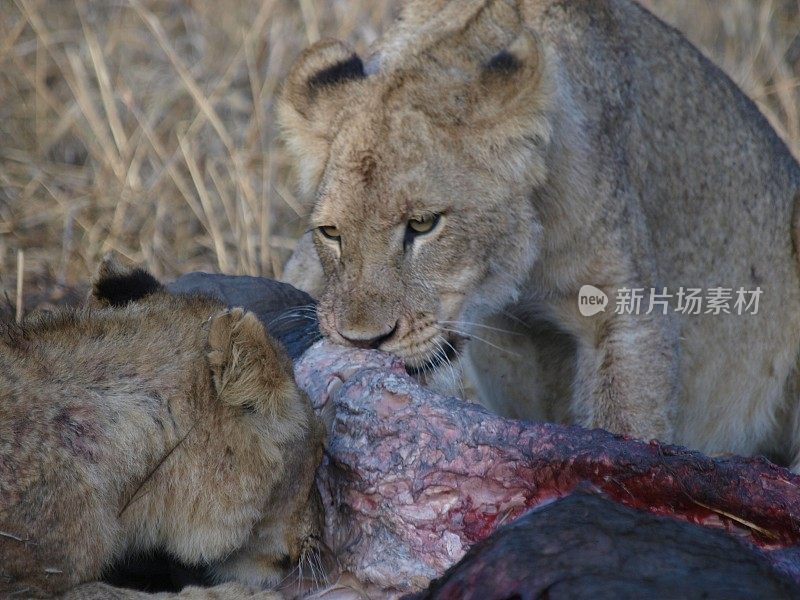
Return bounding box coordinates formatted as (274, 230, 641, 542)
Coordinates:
(295, 340, 800, 593)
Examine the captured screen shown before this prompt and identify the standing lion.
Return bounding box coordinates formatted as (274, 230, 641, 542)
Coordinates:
(279, 0, 800, 467)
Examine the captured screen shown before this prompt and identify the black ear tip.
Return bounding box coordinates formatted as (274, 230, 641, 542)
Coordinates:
(486, 49, 521, 73)
(93, 268, 162, 307)
(307, 54, 366, 89)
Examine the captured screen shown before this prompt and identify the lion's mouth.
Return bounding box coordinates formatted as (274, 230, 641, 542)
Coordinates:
(404, 335, 461, 377)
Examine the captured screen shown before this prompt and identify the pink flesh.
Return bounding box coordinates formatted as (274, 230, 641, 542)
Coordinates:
(295, 341, 800, 593)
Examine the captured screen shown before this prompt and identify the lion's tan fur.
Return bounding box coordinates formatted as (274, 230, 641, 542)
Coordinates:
(279, 0, 800, 466)
(0, 261, 324, 598)
(60, 582, 282, 600)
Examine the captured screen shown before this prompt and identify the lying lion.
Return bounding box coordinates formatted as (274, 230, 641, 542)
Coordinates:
(0, 259, 325, 598)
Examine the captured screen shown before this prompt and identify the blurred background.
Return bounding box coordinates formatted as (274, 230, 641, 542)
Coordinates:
(1, 0, 799, 305)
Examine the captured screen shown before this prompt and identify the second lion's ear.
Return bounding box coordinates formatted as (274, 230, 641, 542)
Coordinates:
(206, 308, 308, 442)
(90, 253, 163, 307)
(278, 39, 366, 202)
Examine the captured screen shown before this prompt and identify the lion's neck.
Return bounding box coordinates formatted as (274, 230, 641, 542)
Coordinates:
(523, 67, 602, 301)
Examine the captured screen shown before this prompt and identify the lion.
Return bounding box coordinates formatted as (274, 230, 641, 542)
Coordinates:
(0, 258, 326, 598)
(278, 0, 800, 468)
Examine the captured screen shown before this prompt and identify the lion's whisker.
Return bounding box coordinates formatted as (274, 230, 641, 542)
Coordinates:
(439, 326, 522, 357)
(275, 562, 300, 589)
(439, 319, 523, 336)
(267, 307, 318, 327)
(309, 551, 321, 588)
(432, 338, 463, 398)
(315, 547, 330, 586)
(296, 554, 305, 593)
(438, 337, 466, 399)
(501, 309, 529, 328)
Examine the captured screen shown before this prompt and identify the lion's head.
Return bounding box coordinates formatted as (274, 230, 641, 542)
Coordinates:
(279, 0, 554, 378)
(90, 259, 327, 588)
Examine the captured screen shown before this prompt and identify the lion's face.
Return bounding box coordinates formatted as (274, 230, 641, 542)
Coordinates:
(196, 306, 329, 588)
(279, 2, 552, 377)
(310, 118, 541, 375)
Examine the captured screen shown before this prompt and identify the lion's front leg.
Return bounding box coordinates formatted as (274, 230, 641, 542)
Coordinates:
(570, 309, 678, 443)
(463, 313, 576, 423)
(462, 322, 549, 419)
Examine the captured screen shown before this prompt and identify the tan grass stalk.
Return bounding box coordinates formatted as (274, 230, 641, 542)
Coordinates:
(77, 1, 129, 158)
(178, 134, 231, 272)
(15, 250, 24, 324)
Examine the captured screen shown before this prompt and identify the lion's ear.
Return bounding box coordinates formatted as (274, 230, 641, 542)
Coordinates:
(90, 253, 163, 307)
(476, 31, 545, 118)
(206, 308, 308, 441)
(428, 26, 555, 183)
(391, 0, 551, 185)
(278, 39, 366, 202)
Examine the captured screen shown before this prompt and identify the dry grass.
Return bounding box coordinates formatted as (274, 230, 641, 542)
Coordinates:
(1, 0, 798, 302)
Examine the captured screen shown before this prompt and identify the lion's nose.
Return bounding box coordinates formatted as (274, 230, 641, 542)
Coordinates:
(337, 322, 398, 349)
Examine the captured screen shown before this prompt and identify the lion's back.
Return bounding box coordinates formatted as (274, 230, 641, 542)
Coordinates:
(0, 303, 212, 595)
(529, 0, 800, 453)
(530, 0, 800, 261)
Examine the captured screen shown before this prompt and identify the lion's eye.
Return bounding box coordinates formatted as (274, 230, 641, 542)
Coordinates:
(318, 225, 341, 242)
(407, 213, 441, 235)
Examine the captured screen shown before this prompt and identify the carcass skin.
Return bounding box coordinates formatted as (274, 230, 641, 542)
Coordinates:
(295, 340, 800, 594)
(414, 493, 799, 599)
